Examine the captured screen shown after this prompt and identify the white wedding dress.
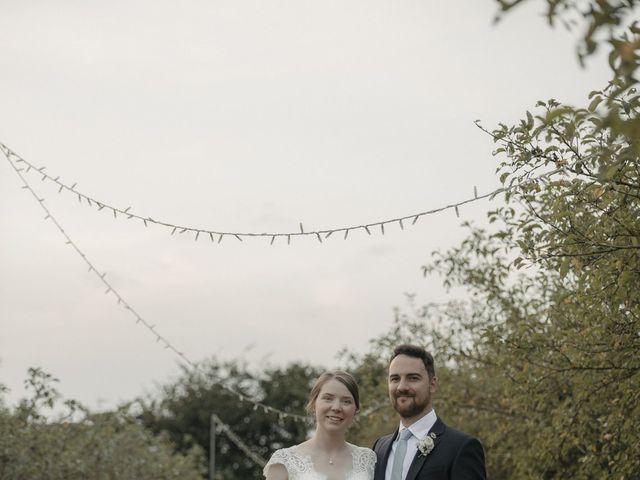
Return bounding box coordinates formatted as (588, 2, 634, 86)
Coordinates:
(263, 443, 376, 480)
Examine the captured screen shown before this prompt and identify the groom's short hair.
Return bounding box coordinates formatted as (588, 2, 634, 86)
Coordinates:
(390, 344, 436, 379)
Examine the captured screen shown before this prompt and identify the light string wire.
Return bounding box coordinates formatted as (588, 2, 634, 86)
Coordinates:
(212, 414, 267, 468)
(2, 144, 564, 424)
(2, 150, 309, 424)
(0, 141, 562, 244)
(2, 143, 567, 469)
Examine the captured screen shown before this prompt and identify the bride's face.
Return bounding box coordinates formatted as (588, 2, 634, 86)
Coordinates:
(314, 379, 357, 432)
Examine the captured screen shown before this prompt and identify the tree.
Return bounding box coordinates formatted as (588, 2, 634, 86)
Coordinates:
(495, 0, 640, 143)
(136, 358, 321, 480)
(346, 4, 640, 478)
(416, 81, 639, 477)
(0, 368, 205, 480)
(418, 3, 639, 474)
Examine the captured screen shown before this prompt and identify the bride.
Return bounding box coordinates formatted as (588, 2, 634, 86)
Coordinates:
(263, 371, 376, 480)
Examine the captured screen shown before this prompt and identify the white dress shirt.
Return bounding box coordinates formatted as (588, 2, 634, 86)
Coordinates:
(385, 409, 437, 480)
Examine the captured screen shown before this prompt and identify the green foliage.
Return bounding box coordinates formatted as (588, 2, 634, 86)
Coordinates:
(495, 1, 640, 147)
(345, 5, 640, 476)
(136, 359, 321, 480)
(417, 84, 639, 477)
(495, 1, 640, 79)
(0, 368, 205, 480)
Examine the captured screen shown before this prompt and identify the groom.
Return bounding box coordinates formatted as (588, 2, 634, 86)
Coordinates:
(373, 344, 486, 480)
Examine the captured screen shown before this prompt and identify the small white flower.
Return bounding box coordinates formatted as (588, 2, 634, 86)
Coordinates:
(417, 432, 437, 457)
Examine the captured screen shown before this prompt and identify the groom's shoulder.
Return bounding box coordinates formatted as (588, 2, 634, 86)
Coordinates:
(441, 422, 483, 448)
(372, 430, 396, 451)
(375, 430, 396, 442)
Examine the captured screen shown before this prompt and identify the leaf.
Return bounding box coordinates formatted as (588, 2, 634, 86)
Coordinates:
(617, 271, 631, 287)
(559, 258, 570, 279)
(599, 165, 619, 180)
(588, 96, 603, 112)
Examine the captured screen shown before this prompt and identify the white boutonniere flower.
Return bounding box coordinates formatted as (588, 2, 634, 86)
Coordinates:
(417, 432, 437, 457)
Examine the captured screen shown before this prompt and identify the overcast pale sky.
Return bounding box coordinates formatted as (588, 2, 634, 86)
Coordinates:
(0, 0, 610, 410)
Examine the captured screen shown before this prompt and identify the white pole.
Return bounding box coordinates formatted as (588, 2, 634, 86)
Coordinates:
(209, 414, 216, 480)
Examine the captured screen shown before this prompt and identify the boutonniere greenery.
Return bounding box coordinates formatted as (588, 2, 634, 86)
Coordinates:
(417, 432, 437, 457)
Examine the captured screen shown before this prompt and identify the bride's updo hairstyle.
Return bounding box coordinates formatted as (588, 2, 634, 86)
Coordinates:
(305, 370, 361, 415)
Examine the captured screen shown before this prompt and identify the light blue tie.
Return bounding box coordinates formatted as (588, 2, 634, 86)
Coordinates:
(390, 428, 413, 480)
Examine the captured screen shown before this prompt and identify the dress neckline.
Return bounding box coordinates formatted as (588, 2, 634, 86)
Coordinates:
(291, 443, 357, 478)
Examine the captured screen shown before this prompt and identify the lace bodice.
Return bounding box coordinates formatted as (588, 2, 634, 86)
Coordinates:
(263, 443, 376, 480)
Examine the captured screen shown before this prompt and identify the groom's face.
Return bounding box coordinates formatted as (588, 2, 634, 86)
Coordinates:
(388, 354, 437, 420)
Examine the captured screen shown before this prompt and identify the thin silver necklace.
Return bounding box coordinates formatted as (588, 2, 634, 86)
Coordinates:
(328, 446, 346, 464)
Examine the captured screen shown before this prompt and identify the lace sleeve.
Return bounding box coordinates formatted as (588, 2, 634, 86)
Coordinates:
(354, 446, 377, 476)
(263, 449, 288, 477)
(263, 447, 310, 478)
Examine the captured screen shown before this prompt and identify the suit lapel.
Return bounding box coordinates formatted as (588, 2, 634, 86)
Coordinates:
(405, 418, 446, 480)
(375, 429, 399, 480)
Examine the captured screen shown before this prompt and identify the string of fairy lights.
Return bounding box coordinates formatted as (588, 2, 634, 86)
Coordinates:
(2, 141, 562, 395)
(212, 414, 267, 467)
(2, 140, 564, 461)
(1, 145, 309, 471)
(3, 148, 309, 424)
(0, 141, 561, 245)
(2, 143, 400, 427)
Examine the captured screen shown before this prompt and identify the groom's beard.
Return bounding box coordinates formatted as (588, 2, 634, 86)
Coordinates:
(392, 393, 428, 418)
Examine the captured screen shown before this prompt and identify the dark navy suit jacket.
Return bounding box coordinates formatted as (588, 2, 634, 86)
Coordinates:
(372, 418, 486, 480)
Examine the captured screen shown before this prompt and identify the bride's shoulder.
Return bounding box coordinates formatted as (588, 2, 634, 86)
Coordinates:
(265, 444, 310, 471)
(348, 443, 377, 464)
(268, 445, 294, 458)
(267, 445, 303, 462)
(348, 443, 376, 454)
